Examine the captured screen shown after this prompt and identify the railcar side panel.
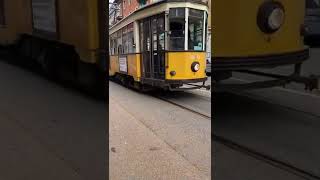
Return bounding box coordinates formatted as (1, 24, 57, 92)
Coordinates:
(53, 0, 99, 63)
(109, 54, 142, 81)
(0, 0, 32, 45)
(127, 54, 141, 81)
(109, 55, 119, 76)
(0, 0, 100, 64)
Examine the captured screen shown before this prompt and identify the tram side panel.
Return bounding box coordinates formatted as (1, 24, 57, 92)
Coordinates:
(0, 0, 108, 94)
(110, 54, 141, 81)
(0, 0, 100, 65)
(0, 0, 32, 45)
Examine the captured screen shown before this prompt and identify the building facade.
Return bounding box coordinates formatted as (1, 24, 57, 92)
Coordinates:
(109, 0, 152, 26)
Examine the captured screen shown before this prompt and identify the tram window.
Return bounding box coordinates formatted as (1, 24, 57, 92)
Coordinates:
(205, 12, 208, 50)
(0, 0, 5, 26)
(159, 32, 165, 50)
(188, 9, 204, 51)
(144, 20, 151, 51)
(110, 36, 113, 55)
(140, 22, 144, 52)
(153, 34, 157, 51)
(158, 17, 165, 50)
(114, 33, 118, 55)
(110, 33, 114, 55)
(147, 36, 150, 51)
(127, 23, 135, 53)
(169, 8, 185, 50)
(117, 30, 122, 54)
(122, 26, 128, 54)
(127, 31, 134, 53)
(306, 0, 320, 9)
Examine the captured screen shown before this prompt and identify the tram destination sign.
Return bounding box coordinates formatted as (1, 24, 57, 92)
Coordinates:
(31, 0, 57, 35)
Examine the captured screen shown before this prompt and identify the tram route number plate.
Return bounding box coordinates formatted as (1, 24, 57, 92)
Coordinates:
(119, 57, 128, 73)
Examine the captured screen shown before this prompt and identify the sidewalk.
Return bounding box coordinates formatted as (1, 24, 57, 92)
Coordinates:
(109, 96, 207, 180)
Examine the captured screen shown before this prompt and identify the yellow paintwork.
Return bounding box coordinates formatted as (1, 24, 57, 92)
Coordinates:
(109, 52, 206, 82)
(109, 54, 141, 81)
(0, 0, 32, 44)
(109, 55, 119, 76)
(212, 0, 306, 58)
(127, 54, 141, 81)
(86, 0, 99, 63)
(0, 0, 100, 64)
(166, 52, 206, 80)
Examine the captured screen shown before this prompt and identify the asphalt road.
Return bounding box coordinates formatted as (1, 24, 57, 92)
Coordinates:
(204, 48, 320, 179)
(213, 92, 320, 180)
(159, 88, 211, 118)
(0, 60, 107, 180)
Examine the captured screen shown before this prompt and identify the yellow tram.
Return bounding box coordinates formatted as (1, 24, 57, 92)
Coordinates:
(212, 0, 315, 90)
(109, 0, 210, 91)
(0, 0, 108, 96)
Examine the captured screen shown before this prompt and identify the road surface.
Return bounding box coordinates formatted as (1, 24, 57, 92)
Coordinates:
(109, 81, 211, 179)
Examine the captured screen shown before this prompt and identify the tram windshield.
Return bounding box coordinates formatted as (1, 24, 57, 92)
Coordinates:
(169, 8, 185, 50)
(188, 9, 204, 51)
(169, 8, 206, 51)
(306, 0, 320, 9)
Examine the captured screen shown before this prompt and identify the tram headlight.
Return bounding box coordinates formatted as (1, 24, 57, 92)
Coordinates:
(258, 2, 285, 33)
(170, 71, 176, 76)
(191, 62, 200, 72)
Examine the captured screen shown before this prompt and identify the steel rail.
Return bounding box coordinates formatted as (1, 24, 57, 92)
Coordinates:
(157, 95, 320, 180)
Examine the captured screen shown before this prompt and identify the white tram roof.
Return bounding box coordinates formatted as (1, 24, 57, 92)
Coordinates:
(109, 0, 209, 34)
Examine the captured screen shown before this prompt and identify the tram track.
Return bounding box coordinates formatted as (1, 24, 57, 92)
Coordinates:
(157, 95, 320, 180)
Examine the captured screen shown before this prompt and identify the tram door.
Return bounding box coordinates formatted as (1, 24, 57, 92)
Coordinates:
(140, 14, 165, 80)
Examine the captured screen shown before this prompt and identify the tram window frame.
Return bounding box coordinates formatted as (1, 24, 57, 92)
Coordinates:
(111, 33, 117, 55)
(117, 30, 122, 55)
(110, 33, 113, 55)
(111, 33, 115, 55)
(158, 17, 165, 51)
(122, 26, 128, 54)
(204, 11, 208, 51)
(188, 8, 204, 51)
(140, 22, 144, 52)
(109, 35, 113, 55)
(114, 33, 118, 55)
(306, 0, 320, 9)
(168, 8, 185, 51)
(0, 0, 5, 26)
(127, 23, 135, 53)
